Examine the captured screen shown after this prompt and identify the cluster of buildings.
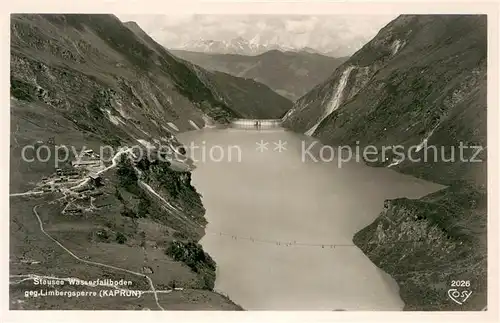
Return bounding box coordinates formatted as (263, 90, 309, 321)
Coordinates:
(71, 149, 103, 169)
(38, 148, 104, 193)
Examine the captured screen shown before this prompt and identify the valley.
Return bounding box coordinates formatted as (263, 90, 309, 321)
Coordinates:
(9, 13, 488, 312)
(170, 49, 348, 101)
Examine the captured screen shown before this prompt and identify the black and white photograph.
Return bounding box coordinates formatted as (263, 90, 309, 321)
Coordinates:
(3, 1, 498, 320)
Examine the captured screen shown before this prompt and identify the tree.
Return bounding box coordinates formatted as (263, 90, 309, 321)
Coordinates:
(116, 232, 127, 244)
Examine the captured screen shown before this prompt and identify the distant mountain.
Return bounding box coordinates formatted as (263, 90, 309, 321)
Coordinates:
(174, 37, 297, 56)
(284, 14, 487, 310)
(299, 46, 322, 54)
(171, 49, 348, 101)
(170, 36, 368, 58)
(124, 23, 292, 118)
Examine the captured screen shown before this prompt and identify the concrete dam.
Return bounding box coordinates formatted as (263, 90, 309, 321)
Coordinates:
(230, 118, 283, 129)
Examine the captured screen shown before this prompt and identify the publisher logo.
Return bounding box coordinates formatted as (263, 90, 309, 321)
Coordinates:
(447, 288, 473, 305)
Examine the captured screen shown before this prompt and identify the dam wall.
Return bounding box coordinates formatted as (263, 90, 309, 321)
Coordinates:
(230, 118, 282, 129)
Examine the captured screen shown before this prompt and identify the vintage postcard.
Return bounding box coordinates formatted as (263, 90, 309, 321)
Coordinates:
(1, 1, 498, 322)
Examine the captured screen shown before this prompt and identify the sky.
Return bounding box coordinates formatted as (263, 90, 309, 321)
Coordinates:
(117, 14, 397, 56)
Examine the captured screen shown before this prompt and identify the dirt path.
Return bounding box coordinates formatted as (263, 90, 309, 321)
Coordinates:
(30, 203, 165, 310)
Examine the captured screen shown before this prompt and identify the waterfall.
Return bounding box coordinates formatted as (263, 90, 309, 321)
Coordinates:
(391, 39, 405, 55)
(415, 123, 440, 153)
(189, 119, 201, 130)
(387, 122, 441, 168)
(305, 65, 355, 136)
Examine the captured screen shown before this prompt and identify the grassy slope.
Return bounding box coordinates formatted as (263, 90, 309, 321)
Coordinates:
(9, 139, 243, 310)
(284, 15, 487, 310)
(9, 14, 245, 310)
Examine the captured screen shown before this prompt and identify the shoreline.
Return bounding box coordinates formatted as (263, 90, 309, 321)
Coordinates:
(198, 225, 244, 310)
(180, 128, 416, 311)
(351, 184, 487, 311)
(177, 127, 485, 311)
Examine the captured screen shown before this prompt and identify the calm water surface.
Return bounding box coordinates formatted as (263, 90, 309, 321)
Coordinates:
(178, 128, 444, 310)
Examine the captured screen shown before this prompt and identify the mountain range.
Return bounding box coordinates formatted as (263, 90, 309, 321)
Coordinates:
(170, 49, 348, 101)
(9, 13, 488, 311)
(171, 36, 349, 57)
(283, 14, 487, 310)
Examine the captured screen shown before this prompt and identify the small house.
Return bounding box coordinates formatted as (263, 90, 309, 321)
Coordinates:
(89, 173, 102, 186)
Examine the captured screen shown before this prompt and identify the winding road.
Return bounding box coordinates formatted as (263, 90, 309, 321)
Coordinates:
(30, 203, 165, 310)
(11, 146, 168, 310)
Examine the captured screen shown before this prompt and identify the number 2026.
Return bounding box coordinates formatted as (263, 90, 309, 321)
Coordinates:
(451, 280, 471, 287)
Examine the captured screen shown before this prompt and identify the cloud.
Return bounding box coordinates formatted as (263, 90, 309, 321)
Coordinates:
(285, 19, 317, 34)
(116, 14, 397, 55)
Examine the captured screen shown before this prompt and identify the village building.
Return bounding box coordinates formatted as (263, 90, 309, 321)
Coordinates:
(71, 160, 101, 168)
(89, 173, 102, 186)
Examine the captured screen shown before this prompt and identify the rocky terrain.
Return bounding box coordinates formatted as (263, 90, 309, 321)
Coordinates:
(171, 49, 347, 101)
(10, 13, 489, 311)
(11, 14, 291, 142)
(353, 183, 487, 310)
(283, 15, 487, 310)
(9, 13, 296, 310)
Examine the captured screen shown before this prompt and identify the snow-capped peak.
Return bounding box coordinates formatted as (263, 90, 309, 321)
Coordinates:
(174, 36, 313, 56)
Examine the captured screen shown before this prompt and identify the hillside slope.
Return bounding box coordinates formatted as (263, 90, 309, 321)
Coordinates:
(125, 22, 292, 118)
(171, 49, 347, 101)
(283, 15, 486, 186)
(9, 14, 254, 310)
(283, 15, 487, 310)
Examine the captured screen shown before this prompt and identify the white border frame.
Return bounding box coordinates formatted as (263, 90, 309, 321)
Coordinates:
(1, 1, 498, 322)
